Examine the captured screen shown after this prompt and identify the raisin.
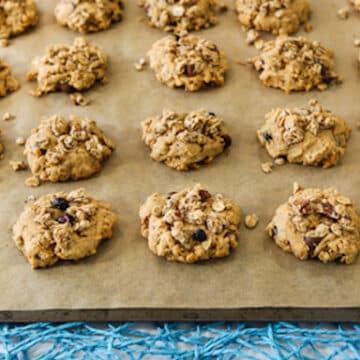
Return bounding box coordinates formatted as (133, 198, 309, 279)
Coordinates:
(321, 66, 334, 84)
(304, 235, 322, 256)
(40, 148, 47, 155)
(193, 229, 207, 241)
(208, 112, 216, 116)
(52, 197, 70, 211)
(185, 64, 195, 77)
(262, 131, 272, 142)
(199, 189, 211, 202)
(222, 134, 232, 148)
(57, 213, 75, 225)
(271, 225, 278, 237)
(56, 83, 76, 94)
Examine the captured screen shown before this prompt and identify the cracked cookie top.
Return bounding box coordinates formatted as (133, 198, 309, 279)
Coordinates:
(236, 0, 311, 35)
(0, 59, 19, 97)
(13, 188, 117, 269)
(139, 183, 241, 263)
(27, 37, 108, 96)
(142, 109, 231, 171)
(250, 37, 342, 93)
(139, 0, 218, 33)
(267, 184, 360, 264)
(55, 0, 125, 33)
(257, 99, 351, 168)
(24, 115, 115, 183)
(147, 34, 227, 92)
(0, 0, 38, 39)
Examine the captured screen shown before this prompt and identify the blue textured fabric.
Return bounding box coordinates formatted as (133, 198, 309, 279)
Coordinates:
(0, 322, 360, 359)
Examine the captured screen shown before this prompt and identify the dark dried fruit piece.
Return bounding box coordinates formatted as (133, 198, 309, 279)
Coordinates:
(299, 200, 312, 215)
(222, 134, 232, 148)
(304, 235, 322, 256)
(199, 189, 211, 202)
(208, 112, 216, 116)
(321, 202, 339, 219)
(270, 225, 278, 237)
(52, 197, 70, 211)
(193, 229, 207, 241)
(262, 131, 272, 142)
(185, 64, 195, 77)
(56, 83, 76, 94)
(321, 66, 335, 84)
(57, 213, 75, 225)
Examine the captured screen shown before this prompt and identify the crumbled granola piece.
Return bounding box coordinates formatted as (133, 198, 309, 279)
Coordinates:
(25, 176, 40, 187)
(134, 57, 147, 71)
(16, 137, 25, 145)
(70, 92, 91, 106)
(245, 29, 260, 45)
(10, 160, 27, 171)
(2, 112, 15, 121)
(261, 161, 273, 173)
(245, 214, 259, 229)
(354, 38, 360, 47)
(304, 22, 312, 32)
(274, 157, 286, 166)
(337, 7, 350, 19)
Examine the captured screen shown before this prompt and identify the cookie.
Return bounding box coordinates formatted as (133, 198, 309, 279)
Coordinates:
(27, 37, 108, 97)
(250, 37, 342, 93)
(267, 184, 360, 264)
(139, 183, 241, 263)
(13, 189, 117, 268)
(142, 109, 231, 171)
(236, 0, 311, 35)
(257, 99, 351, 168)
(0, 0, 38, 40)
(0, 59, 19, 97)
(55, 0, 124, 33)
(147, 34, 227, 92)
(24, 115, 115, 183)
(139, 0, 217, 33)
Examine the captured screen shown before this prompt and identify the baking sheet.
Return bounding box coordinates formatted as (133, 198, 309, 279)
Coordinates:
(0, 0, 359, 322)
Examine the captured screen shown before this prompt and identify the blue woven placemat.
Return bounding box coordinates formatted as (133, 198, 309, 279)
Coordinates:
(1, 322, 360, 359)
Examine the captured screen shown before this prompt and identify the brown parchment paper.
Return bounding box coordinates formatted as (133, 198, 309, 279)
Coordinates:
(0, 0, 359, 322)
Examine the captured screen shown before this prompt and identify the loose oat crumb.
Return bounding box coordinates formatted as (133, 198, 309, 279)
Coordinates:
(245, 213, 259, 229)
(0, 39, 9, 47)
(293, 181, 302, 194)
(245, 29, 260, 45)
(304, 23, 313, 32)
(16, 137, 26, 145)
(337, 7, 349, 19)
(10, 160, 27, 171)
(70, 92, 91, 106)
(25, 195, 36, 203)
(2, 112, 15, 121)
(134, 57, 147, 71)
(353, 38, 360, 47)
(261, 161, 273, 174)
(25, 176, 40, 187)
(274, 157, 286, 166)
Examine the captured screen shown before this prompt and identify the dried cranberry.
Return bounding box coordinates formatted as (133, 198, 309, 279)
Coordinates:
(222, 134, 232, 148)
(199, 189, 211, 202)
(193, 229, 207, 241)
(52, 197, 70, 211)
(262, 131, 272, 142)
(57, 213, 75, 225)
(304, 235, 322, 256)
(56, 83, 76, 94)
(185, 64, 195, 77)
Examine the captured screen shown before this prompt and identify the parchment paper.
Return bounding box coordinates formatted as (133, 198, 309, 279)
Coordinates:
(0, 0, 359, 322)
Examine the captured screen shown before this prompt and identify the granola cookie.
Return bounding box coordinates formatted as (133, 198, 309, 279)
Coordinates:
(147, 34, 227, 92)
(142, 109, 231, 171)
(13, 189, 117, 268)
(0, 59, 18, 97)
(0, 0, 38, 40)
(24, 115, 115, 183)
(350, 0, 360, 11)
(257, 99, 351, 168)
(250, 37, 342, 93)
(27, 37, 108, 97)
(139, 0, 217, 33)
(236, 0, 311, 35)
(267, 184, 360, 264)
(140, 183, 241, 263)
(55, 0, 124, 33)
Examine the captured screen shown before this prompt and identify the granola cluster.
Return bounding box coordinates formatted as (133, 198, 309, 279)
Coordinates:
(257, 99, 351, 168)
(236, 0, 311, 35)
(140, 183, 241, 263)
(24, 115, 115, 183)
(139, 0, 218, 33)
(147, 34, 227, 92)
(13, 189, 117, 268)
(0, 59, 19, 97)
(267, 185, 360, 264)
(142, 109, 231, 171)
(250, 37, 342, 93)
(27, 37, 108, 96)
(55, 0, 124, 33)
(0, 0, 38, 39)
